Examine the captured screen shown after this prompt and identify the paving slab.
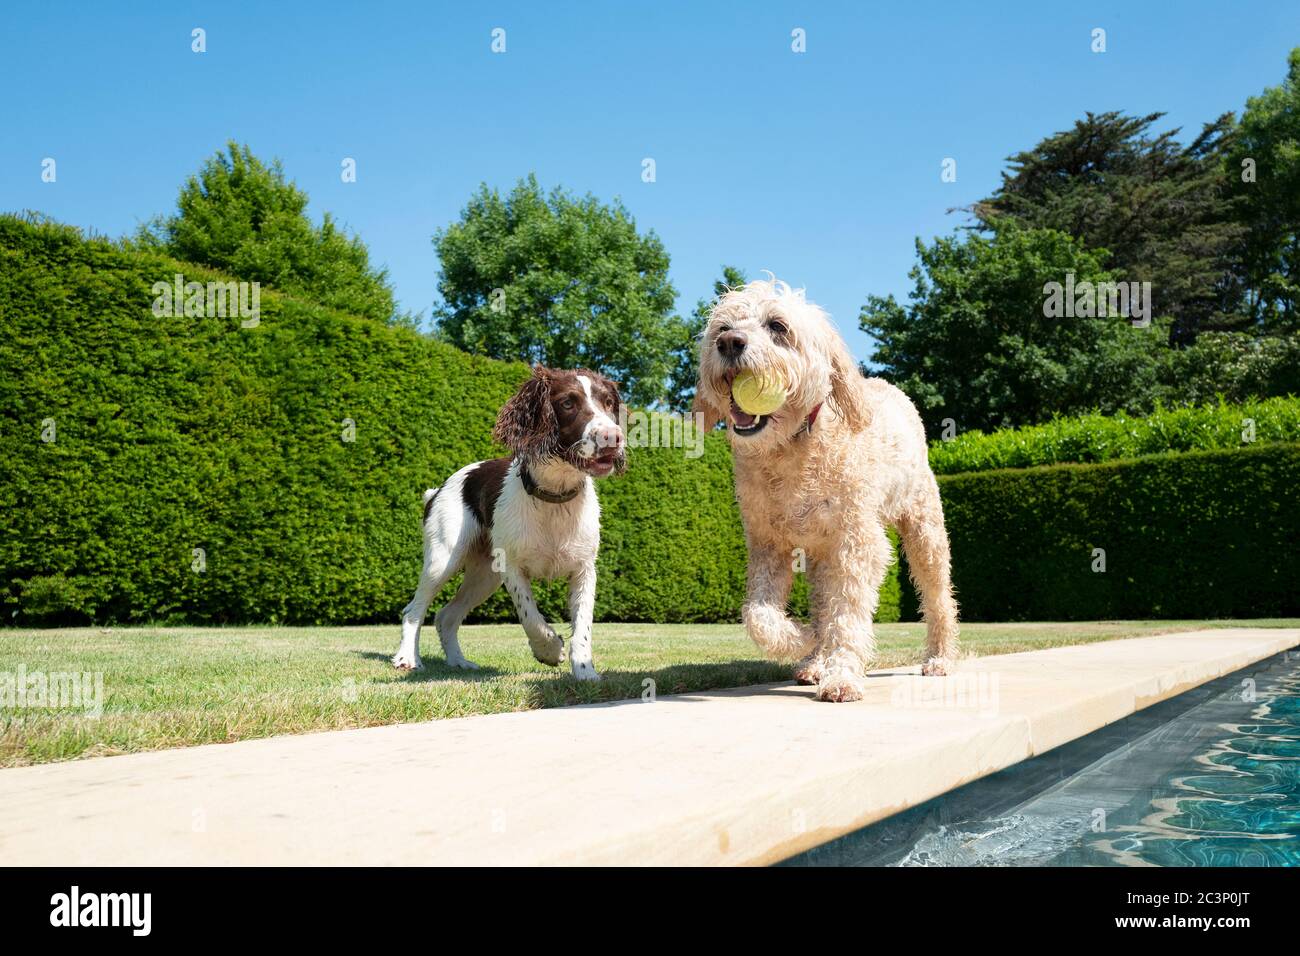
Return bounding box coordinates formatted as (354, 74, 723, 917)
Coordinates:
(0, 628, 1295, 866)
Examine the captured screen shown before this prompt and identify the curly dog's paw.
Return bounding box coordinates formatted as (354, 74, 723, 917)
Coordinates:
(815, 673, 865, 703)
(793, 653, 825, 686)
(743, 604, 816, 662)
(921, 656, 954, 676)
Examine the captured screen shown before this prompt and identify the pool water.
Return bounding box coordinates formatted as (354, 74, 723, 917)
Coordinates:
(782, 650, 1300, 867)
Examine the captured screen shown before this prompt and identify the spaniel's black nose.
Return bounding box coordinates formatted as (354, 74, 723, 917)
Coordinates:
(716, 330, 747, 361)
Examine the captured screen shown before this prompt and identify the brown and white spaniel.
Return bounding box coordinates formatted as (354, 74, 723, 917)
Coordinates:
(393, 366, 626, 679)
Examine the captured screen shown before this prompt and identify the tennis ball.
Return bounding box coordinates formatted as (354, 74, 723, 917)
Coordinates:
(731, 369, 787, 416)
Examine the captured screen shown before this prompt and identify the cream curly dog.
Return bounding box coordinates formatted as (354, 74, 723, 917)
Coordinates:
(694, 278, 959, 702)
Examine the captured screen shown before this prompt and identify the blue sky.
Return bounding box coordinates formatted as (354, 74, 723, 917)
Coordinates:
(3, 1, 1297, 360)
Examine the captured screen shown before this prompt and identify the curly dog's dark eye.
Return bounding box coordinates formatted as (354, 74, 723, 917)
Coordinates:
(768, 319, 789, 338)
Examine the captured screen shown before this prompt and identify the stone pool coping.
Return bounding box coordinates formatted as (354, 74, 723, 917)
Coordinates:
(1, 627, 1296, 865)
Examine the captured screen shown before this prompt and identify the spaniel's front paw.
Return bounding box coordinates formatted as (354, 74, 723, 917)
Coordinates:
(529, 629, 566, 667)
(392, 650, 423, 671)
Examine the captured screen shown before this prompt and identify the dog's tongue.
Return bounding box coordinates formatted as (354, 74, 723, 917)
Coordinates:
(730, 401, 757, 428)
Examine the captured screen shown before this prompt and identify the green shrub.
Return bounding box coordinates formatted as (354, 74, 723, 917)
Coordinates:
(903, 443, 1300, 621)
(33, 213, 1291, 631)
(133, 143, 401, 324)
(0, 215, 896, 626)
(929, 397, 1300, 475)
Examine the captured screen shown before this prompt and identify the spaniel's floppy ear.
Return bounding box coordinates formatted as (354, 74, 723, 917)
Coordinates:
(493, 365, 556, 456)
(827, 336, 871, 432)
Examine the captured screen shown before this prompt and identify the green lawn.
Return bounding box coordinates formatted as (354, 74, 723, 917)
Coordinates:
(1, 619, 1296, 767)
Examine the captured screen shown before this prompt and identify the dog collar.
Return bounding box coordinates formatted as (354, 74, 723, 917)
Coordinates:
(520, 465, 581, 504)
(803, 402, 824, 435)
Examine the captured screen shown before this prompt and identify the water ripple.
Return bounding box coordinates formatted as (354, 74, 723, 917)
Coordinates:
(1082, 668, 1300, 866)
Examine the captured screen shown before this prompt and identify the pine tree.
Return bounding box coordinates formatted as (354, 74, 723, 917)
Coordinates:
(137, 143, 400, 324)
(973, 112, 1247, 344)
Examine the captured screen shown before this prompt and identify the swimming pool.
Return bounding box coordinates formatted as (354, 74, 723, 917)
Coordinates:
(782, 650, 1300, 866)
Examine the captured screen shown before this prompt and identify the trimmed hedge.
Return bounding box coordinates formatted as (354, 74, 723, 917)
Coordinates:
(904, 443, 1300, 621)
(9, 215, 1289, 628)
(929, 397, 1299, 476)
(0, 215, 898, 626)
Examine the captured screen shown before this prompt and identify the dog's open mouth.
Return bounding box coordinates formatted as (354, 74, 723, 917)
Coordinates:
(725, 370, 775, 436)
(729, 398, 770, 436)
(583, 447, 623, 475)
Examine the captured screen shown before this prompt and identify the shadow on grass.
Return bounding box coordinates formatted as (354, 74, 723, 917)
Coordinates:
(354, 650, 507, 681)
(357, 649, 797, 709)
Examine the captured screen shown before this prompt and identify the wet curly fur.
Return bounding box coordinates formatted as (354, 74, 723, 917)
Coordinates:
(695, 278, 960, 702)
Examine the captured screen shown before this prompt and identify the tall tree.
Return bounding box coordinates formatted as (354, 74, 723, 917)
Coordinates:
(137, 142, 401, 324)
(861, 222, 1166, 434)
(665, 265, 747, 412)
(1228, 47, 1300, 333)
(432, 175, 682, 407)
(973, 112, 1246, 344)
